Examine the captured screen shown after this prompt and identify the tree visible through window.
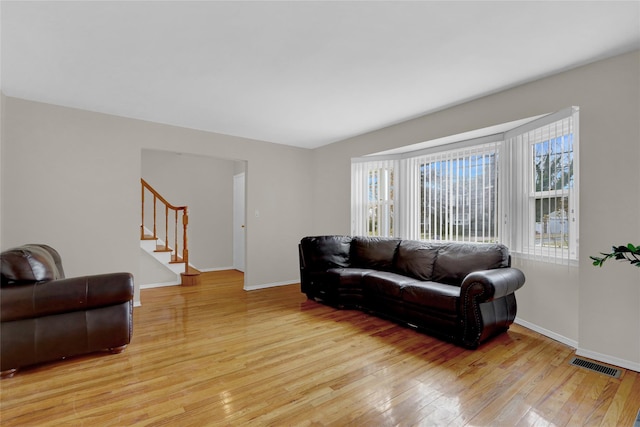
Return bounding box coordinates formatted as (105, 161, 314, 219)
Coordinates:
(533, 134, 574, 249)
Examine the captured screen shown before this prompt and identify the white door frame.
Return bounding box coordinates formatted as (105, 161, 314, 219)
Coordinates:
(233, 173, 246, 272)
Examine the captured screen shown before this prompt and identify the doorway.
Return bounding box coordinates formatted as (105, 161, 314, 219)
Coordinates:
(140, 149, 247, 287)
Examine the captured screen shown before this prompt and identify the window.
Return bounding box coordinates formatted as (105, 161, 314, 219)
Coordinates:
(351, 107, 579, 265)
(411, 143, 498, 243)
(351, 159, 397, 237)
(501, 108, 579, 263)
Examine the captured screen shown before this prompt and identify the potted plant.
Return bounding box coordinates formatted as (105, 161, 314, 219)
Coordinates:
(590, 243, 640, 267)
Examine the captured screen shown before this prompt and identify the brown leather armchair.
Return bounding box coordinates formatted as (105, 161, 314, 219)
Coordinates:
(0, 244, 134, 378)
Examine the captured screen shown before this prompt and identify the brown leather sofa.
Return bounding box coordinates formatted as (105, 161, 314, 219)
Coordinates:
(0, 244, 134, 377)
(299, 236, 526, 348)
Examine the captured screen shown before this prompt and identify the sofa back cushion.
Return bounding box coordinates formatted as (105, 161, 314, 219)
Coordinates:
(300, 236, 352, 271)
(351, 237, 401, 271)
(394, 240, 439, 281)
(432, 243, 510, 285)
(1, 244, 64, 286)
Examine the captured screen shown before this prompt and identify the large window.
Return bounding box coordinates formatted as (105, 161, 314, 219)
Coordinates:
(352, 107, 579, 265)
(412, 142, 497, 243)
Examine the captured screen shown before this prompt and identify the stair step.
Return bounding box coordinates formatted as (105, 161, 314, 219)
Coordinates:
(141, 235, 157, 241)
(154, 245, 173, 253)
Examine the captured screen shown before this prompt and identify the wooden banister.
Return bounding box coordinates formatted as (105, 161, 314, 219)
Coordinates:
(141, 179, 185, 211)
(140, 178, 191, 277)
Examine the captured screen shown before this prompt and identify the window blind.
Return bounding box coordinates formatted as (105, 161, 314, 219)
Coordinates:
(401, 142, 499, 242)
(501, 107, 579, 264)
(351, 158, 398, 237)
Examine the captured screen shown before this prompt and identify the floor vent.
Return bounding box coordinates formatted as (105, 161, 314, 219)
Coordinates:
(569, 357, 622, 378)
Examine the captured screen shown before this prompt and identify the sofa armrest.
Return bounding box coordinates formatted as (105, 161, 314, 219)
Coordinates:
(458, 267, 525, 348)
(460, 268, 525, 302)
(1, 272, 134, 322)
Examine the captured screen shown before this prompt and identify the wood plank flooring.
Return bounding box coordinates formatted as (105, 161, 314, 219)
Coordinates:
(1, 270, 639, 426)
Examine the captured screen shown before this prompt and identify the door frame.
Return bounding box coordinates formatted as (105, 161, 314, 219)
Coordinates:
(233, 172, 246, 273)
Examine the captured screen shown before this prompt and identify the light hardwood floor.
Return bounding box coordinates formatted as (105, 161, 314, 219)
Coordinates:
(1, 270, 639, 426)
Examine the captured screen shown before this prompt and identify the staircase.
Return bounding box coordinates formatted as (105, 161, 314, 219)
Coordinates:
(140, 178, 200, 286)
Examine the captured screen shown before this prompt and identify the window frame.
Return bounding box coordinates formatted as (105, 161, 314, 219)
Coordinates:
(503, 107, 579, 264)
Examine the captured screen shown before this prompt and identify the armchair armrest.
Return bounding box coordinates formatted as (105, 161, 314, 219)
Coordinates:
(1, 272, 133, 322)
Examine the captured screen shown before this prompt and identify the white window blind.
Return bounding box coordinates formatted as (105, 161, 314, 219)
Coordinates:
(401, 142, 499, 242)
(500, 107, 579, 264)
(351, 158, 398, 237)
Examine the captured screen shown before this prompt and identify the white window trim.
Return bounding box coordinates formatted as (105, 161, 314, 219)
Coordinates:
(501, 107, 579, 264)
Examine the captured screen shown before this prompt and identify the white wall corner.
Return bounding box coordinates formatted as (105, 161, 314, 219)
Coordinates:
(514, 317, 579, 349)
(515, 317, 640, 373)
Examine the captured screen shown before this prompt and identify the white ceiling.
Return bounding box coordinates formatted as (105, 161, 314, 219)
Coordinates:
(1, 1, 639, 149)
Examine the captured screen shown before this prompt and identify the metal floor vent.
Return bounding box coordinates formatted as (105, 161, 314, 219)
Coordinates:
(569, 357, 622, 378)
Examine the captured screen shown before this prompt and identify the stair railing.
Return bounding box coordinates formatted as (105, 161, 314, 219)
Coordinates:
(140, 178, 189, 274)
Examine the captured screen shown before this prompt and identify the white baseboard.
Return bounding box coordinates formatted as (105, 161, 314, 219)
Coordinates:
(576, 348, 640, 373)
(515, 318, 640, 373)
(139, 267, 236, 289)
(514, 317, 578, 349)
(198, 266, 235, 273)
(244, 280, 298, 291)
(140, 280, 180, 289)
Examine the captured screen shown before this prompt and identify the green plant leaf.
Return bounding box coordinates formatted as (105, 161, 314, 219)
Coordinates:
(590, 243, 640, 268)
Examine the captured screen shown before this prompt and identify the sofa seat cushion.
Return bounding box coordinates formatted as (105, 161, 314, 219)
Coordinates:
(327, 268, 376, 288)
(362, 271, 420, 298)
(402, 281, 460, 313)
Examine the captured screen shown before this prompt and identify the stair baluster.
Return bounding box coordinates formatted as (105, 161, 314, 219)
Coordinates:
(140, 179, 199, 285)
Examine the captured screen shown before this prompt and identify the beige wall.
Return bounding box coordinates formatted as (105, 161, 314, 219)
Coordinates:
(313, 51, 640, 370)
(0, 97, 315, 303)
